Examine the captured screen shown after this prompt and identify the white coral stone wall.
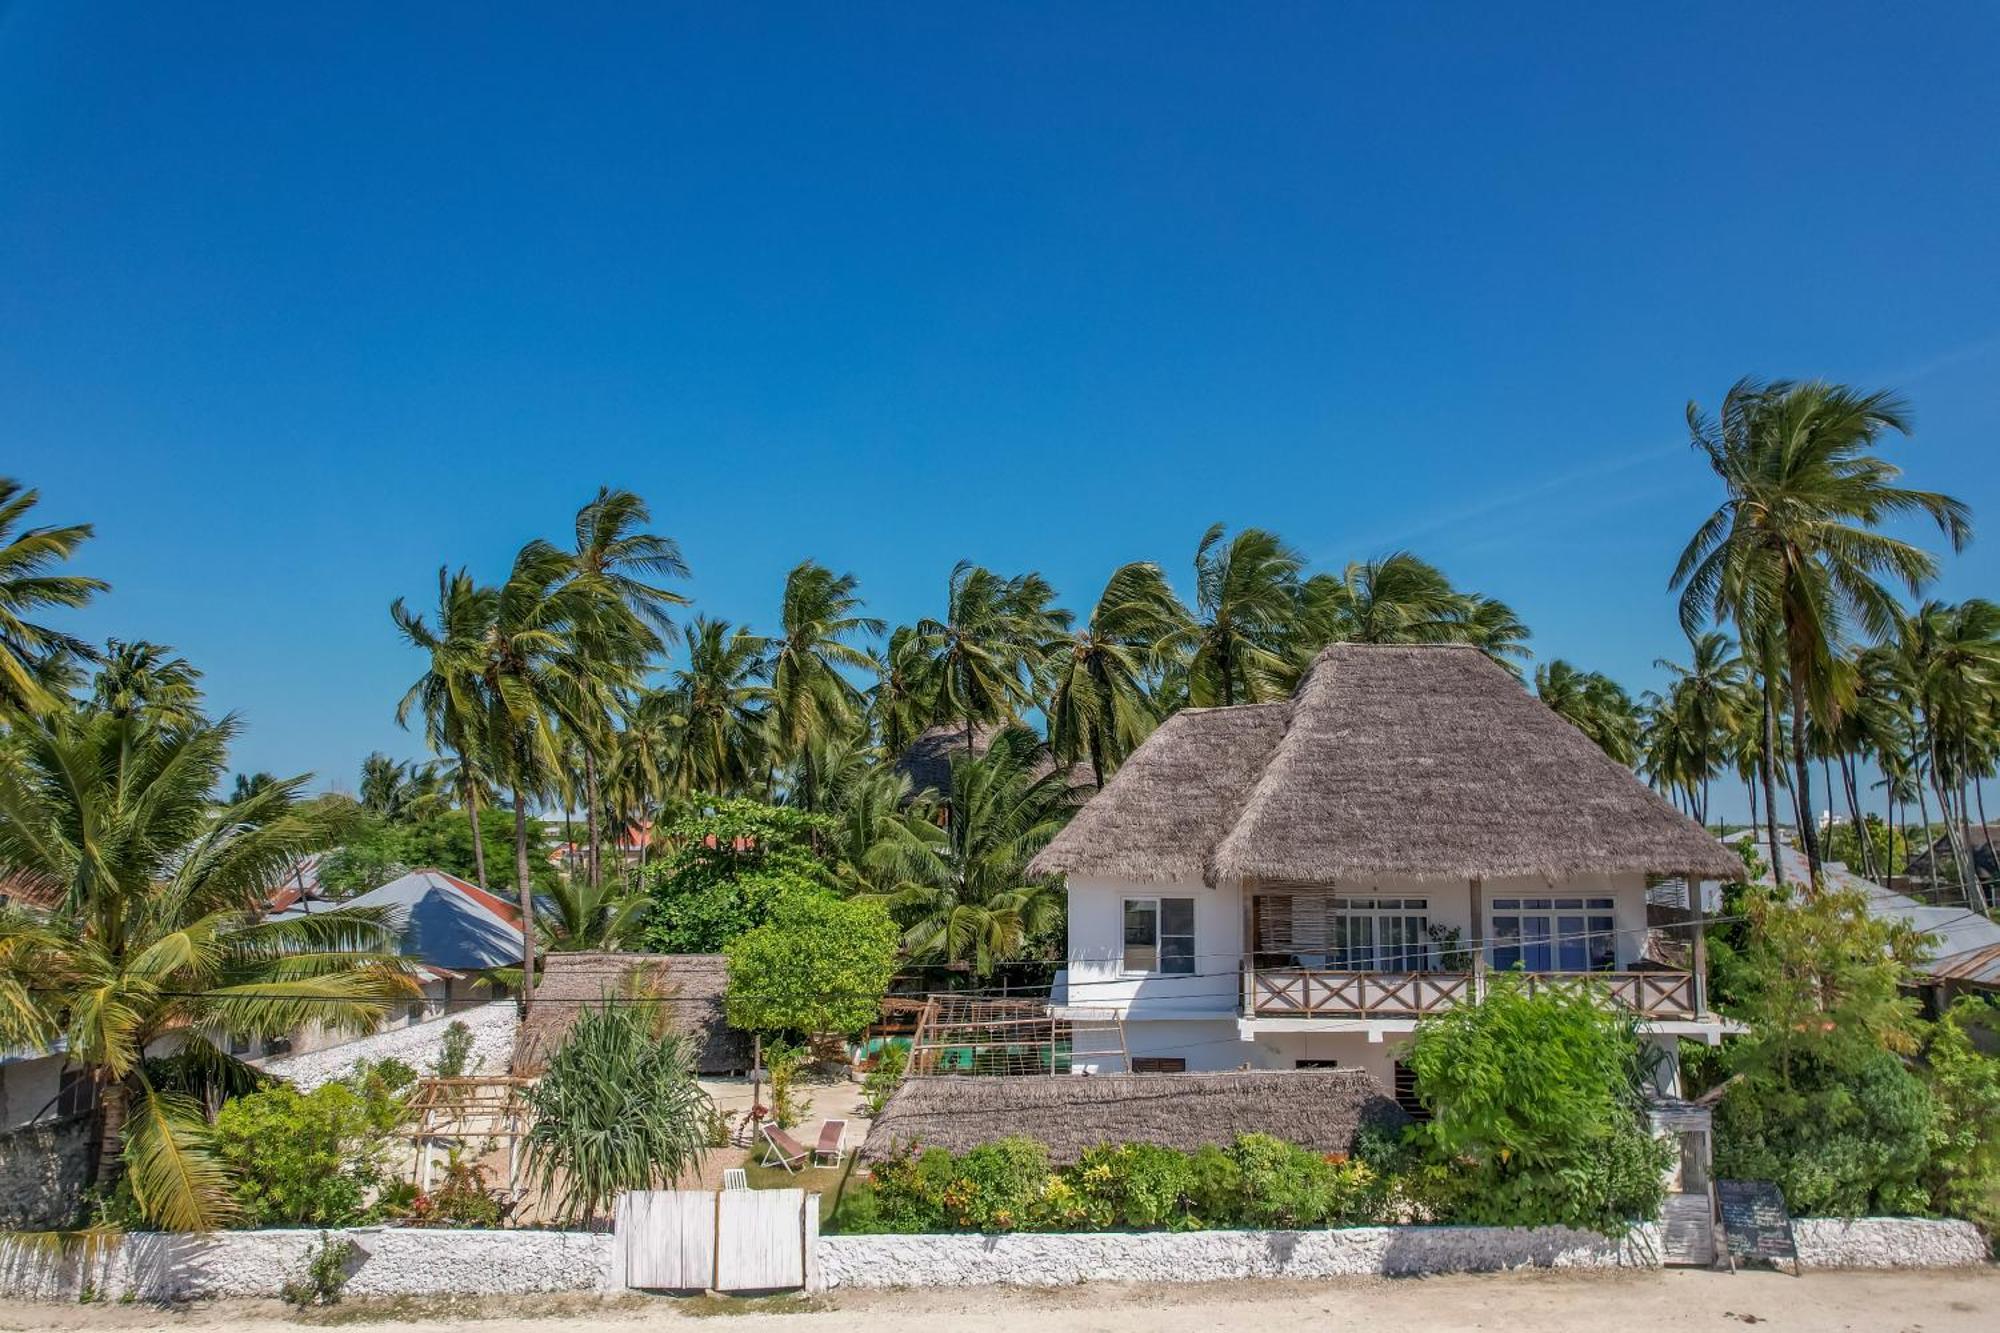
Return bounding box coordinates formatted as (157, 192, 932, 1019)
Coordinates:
(256, 1001, 518, 1091)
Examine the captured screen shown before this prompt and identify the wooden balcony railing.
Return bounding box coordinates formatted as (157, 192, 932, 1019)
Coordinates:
(1247, 968, 1697, 1020)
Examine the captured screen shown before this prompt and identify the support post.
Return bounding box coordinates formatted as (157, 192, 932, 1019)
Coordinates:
(1689, 869, 1710, 1019)
(1468, 876, 1486, 1001)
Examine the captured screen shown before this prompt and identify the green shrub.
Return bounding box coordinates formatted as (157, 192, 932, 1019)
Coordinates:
(1922, 998, 2000, 1232)
(211, 1072, 408, 1228)
(279, 1233, 359, 1307)
(860, 1042, 908, 1117)
(1070, 1143, 1195, 1229)
(1404, 978, 1671, 1234)
(1183, 1144, 1243, 1225)
(433, 1021, 475, 1078)
(949, 1138, 1051, 1232)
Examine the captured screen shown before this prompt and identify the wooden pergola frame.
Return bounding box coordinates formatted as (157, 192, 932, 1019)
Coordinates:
(401, 1075, 534, 1193)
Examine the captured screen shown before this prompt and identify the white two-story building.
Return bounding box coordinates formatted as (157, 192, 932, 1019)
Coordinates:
(1030, 642, 1742, 1095)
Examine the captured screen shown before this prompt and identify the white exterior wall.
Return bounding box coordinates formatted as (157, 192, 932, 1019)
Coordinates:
(1067, 871, 1675, 1076)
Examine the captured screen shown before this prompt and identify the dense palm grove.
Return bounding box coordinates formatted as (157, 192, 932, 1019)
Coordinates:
(2, 375, 1998, 1232)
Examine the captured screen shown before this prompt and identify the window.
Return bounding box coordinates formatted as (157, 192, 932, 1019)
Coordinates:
(1490, 897, 1617, 972)
(1329, 896, 1432, 971)
(1122, 897, 1195, 975)
(1294, 1059, 1341, 1069)
(1131, 1057, 1186, 1073)
(56, 1066, 96, 1119)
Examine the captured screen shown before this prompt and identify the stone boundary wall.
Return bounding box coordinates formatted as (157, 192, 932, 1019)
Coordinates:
(0, 1216, 1982, 1302)
(0, 1116, 92, 1231)
(256, 1001, 518, 1092)
(0, 1228, 613, 1303)
(1791, 1218, 1988, 1269)
(816, 1224, 1666, 1288)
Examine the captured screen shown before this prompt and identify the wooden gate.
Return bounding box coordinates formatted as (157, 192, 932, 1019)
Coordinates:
(615, 1189, 815, 1292)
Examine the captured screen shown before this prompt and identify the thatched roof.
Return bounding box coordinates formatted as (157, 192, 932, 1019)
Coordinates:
(860, 1069, 1409, 1165)
(511, 951, 751, 1076)
(891, 721, 1090, 803)
(1031, 643, 1741, 886)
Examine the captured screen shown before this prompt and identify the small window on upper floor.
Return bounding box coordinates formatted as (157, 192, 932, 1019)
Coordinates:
(1122, 896, 1195, 975)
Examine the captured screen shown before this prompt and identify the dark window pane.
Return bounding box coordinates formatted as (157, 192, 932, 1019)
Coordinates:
(1161, 936, 1196, 974)
(1161, 898, 1195, 935)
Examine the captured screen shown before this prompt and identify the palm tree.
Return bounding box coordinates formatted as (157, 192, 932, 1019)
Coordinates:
(1534, 659, 1640, 765)
(912, 562, 1069, 750)
(1305, 551, 1466, 647)
(89, 640, 205, 725)
(1894, 599, 2000, 909)
(1675, 378, 1970, 884)
(0, 712, 413, 1228)
(0, 479, 107, 716)
(868, 626, 936, 756)
(1183, 524, 1303, 706)
(876, 727, 1079, 976)
(568, 486, 690, 639)
(666, 616, 769, 796)
(1648, 632, 1746, 825)
(393, 567, 499, 886)
(763, 562, 882, 810)
(536, 875, 650, 952)
(1452, 594, 1534, 675)
(1045, 561, 1188, 787)
(476, 539, 596, 1004)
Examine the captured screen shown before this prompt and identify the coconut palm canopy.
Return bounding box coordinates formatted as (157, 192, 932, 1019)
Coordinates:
(861, 1069, 1409, 1165)
(1031, 642, 1741, 886)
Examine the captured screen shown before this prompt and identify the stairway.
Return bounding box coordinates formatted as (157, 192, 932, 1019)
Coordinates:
(1660, 1192, 1716, 1266)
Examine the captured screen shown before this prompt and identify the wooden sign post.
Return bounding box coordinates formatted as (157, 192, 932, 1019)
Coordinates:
(1714, 1179, 1801, 1276)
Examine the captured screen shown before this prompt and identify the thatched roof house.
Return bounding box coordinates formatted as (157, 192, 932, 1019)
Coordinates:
(860, 1069, 1409, 1165)
(1030, 643, 1740, 886)
(511, 951, 751, 1076)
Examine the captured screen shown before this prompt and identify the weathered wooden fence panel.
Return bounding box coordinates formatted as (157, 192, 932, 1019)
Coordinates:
(617, 1188, 807, 1292)
(716, 1188, 807, 1291)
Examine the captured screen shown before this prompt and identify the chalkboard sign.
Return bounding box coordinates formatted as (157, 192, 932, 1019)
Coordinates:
(1716, 1179, 1799, 1271)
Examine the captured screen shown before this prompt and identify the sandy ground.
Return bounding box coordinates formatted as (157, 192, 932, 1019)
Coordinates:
(6, 1268, 1993, 1333)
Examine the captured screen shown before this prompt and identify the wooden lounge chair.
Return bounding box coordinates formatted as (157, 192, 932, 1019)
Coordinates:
(814, 1119, 847, 1166)
(759, 1123, 810, 1174)
(721, 1167, 748, 1190)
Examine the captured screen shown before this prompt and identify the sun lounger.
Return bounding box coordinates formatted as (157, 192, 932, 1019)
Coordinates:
(814, 1119, 847, 1166)
(759, 1123, 810, 1173)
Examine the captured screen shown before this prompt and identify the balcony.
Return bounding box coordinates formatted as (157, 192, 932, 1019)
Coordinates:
(1245, 967, 1698, 1021)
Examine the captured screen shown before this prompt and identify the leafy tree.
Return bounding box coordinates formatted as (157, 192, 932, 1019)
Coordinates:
(725, 892, 899, 1039)
(1404, 978, 1671, 1235)
(639, 798, 840, 952)
(0, 478, 107, 717)
(523, 999, 713, 1226)
(211, 1066, 412, 1227)
(0, 712, 413, 1229)
(1921, 998, 2000, 1231)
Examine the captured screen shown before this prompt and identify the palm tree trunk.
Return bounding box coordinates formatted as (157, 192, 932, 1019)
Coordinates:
(465, 773, 489, 887)
(584, 750, 603, 890)
(1760, 679, 1786, 890)
(1915, 766, 1936, 890)
(1839, 752, 1869, 879)
(1785, 668, 1823, 888)
(512, 785, 537, 1013)
(92, 1073, 128, 1187)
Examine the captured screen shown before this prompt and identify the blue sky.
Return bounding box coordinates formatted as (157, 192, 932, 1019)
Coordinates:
(4, 4, 1996, 819)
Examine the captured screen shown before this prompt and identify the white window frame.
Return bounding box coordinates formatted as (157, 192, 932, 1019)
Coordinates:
(1326, 894, 1434, 972)
(1121, 895, 1195, 977)
(1489, 896, 1618, 973)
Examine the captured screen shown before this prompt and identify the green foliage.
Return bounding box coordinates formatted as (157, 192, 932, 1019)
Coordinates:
(1825, 816, 1907, 877)
(523, 999, 715, 1224)
(1404, 978, 1671, 1234)
(763, 1037, 811, 1131)
(1716, 1047, 1934, 1217)
(860, 1042, 908, 1117)
(320, 809, 549, 897)
(859, 1133, 1383, 1235)
(279, 1233, 359, 1308)
(433, 1020, 475, 1079)
(726, 893, 899, 1039)
(1921, 998, 2000, 1231)
(211, 1070, 410, 1228)
(640, 799, 841, 953)
(406, 1148, 503, 1228)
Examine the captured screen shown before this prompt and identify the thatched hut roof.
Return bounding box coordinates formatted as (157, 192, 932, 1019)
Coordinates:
(511, 951, 751, 1076)
(860, 1069, 1408, 1165)
(891, 721, 1090, 804)
(1031, 643, 1740, 886)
